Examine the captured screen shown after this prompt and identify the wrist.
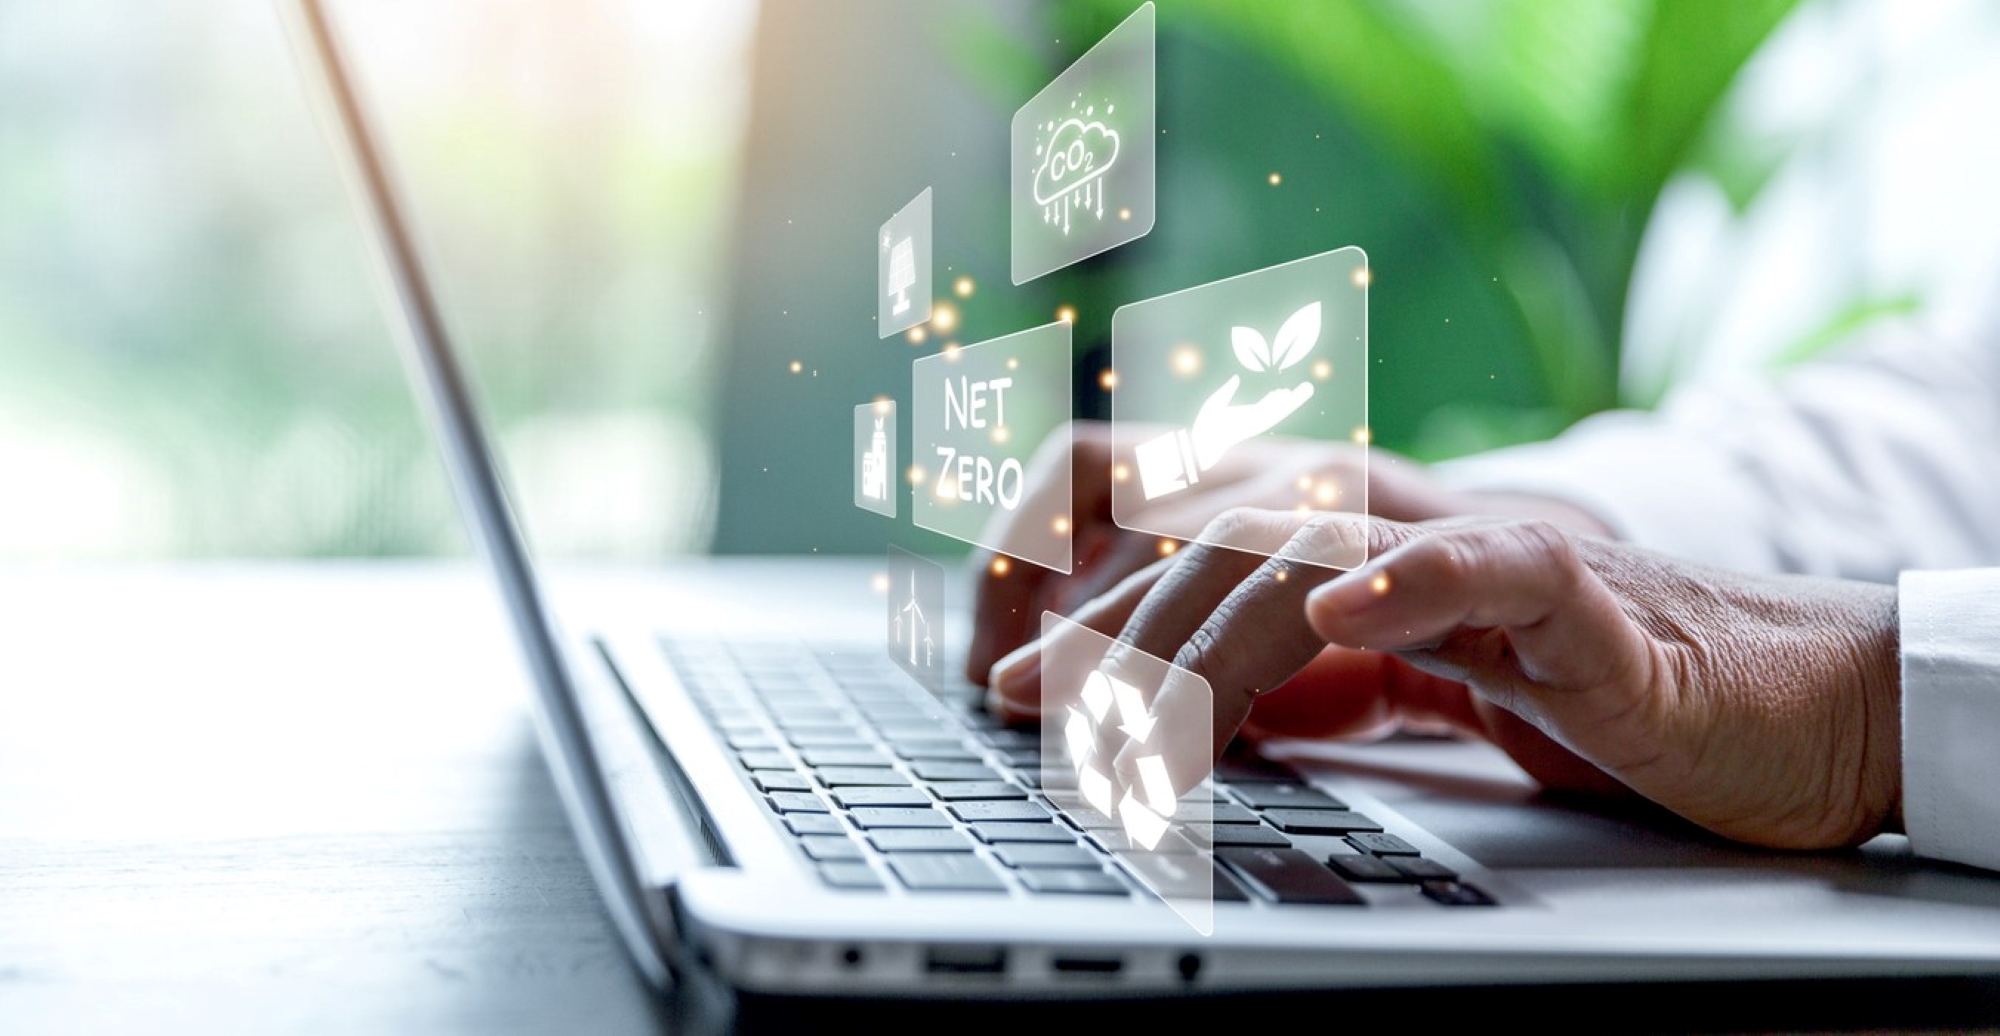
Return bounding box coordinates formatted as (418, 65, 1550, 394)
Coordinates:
(1853, 584, 1903, 837)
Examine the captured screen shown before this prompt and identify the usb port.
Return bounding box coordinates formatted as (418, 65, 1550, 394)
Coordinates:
(1051, 956, 1123, 975)
(924, 946, 1007, 975)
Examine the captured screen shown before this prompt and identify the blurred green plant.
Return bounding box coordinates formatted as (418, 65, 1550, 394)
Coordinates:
(984, 0, 1800, 459)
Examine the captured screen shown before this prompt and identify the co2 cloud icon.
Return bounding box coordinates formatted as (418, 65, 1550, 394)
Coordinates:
(1010, 3, 1154, 284)
(1032, 117, 1120, 231)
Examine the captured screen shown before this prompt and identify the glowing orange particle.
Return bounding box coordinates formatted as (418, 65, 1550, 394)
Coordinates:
(1055, 305, 1077, 325)
(1370, 572, 1391, 596)
(990, 556, 1011, 577)
(788, 360, 803, 373)
(954, 276, 975, 298)
(1157, 539, 1179, 557)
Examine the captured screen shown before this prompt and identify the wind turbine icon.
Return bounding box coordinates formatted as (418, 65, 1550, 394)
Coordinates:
(893, 572, 933, 668)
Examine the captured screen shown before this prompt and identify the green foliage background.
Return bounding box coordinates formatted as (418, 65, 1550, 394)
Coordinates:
(983, 0, 1799, 460)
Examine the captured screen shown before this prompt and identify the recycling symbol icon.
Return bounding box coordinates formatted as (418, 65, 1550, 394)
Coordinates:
(1064, 668, 1178, 850)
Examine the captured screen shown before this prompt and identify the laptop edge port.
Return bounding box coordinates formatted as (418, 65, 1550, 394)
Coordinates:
(924, 945, 1007, 975)
(1051, 955, 1124, 976)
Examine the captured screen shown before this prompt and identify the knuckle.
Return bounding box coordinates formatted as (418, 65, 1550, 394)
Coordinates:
(1177, 621, 1226, 684)
(1506, 519, 1584, 579)
(1200, 505, 1262, 546)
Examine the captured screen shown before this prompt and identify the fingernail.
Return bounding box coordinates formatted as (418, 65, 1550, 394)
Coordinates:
(990, 643, 1042, 707)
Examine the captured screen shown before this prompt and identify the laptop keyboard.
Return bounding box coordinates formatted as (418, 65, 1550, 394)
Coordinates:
(662, 637, 1497, 908)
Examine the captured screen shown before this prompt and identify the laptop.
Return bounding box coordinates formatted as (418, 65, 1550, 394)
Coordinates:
(284, 0, 2000, 1022)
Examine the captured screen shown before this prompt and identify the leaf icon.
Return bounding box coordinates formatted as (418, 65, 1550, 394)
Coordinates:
(1270, 301, 1322, 372)
(1231, 325, 1270, 372)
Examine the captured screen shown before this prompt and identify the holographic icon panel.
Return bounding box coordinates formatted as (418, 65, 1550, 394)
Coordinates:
(879, 188, 933, 338)
(1010, 3, 1155, 284)
(1110, 246, 1370, 570)
(854, 400, 897, 518)
(910, 322, 1073, 573)
(1039, 610, 1212, 936)
(885, 547, 944, 696)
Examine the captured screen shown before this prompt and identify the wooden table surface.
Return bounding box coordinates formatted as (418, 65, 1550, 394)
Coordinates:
(0, 564, 670, 1035)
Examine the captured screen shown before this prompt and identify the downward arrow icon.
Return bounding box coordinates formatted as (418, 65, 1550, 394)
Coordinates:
(1110, 675, 1155, 742)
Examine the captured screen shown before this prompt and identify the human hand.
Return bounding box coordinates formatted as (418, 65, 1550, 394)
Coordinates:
(996, 510, 1902, 851)
(968, 424, 1446, 687)
(966, 422, 1613, 688)
(1188, 375, 1315, 471)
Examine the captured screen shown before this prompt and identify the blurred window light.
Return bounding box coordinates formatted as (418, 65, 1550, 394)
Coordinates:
(0, 0, 756, 559)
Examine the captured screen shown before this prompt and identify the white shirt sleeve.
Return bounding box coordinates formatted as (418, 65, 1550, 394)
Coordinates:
(1431, 322, 2000, 870)
(1900, 569, 2000, 872)
(1437, 323, 2000, 583)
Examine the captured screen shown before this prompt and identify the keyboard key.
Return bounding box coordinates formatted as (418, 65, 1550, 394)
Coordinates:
(1058, 808, 1121, 831)
(947, 800, 1052, 824)
(847, 807, 951, 829)
(725, 733, 778, 751)
(1217, 847, 1366, 905)
(868, 829, 975, 853)
(753, 773, 812, 793)
(1185, 802, 1260, 825)
(833, 787, 933, 809)
(1209, 863, 1253, 903)
(817, 862, 884, 890)
(890, 854, 1008, 892)
(799, 835, 864, 861)
(895, 743, 983, 762)
(814, 767, 912, 787)
(954, 707, 1004, 731)
(1189, 824, 1293, 849)
(1018, 869, 1126, 896)
(926, 781, 1028, 802)
(994, 749, 1043, 769)
(784, 814, 846, 836)
(1229, 783, 1348, 811)
(786, 730, 874, 748)
(1265, 809, 1383, 835)
(800, 748, 891, 768)
(992, 843, 1101, 869)
(775, 712, 850, 731)
(737, 751, 796, 771)
(1420, 880, 1497, 907)
(977, 729, 1040, 751)
(1346, 832, 1420, 856)
(1211, 755, 1300, 784)
(766, 791, 829, 814)
(968, 822, 1078, 844)
(1325, 854, 1406, 883)
(1389, 857, 1458, 881)
(911, 761, 1002, 782)
(861, 705, 941, 726)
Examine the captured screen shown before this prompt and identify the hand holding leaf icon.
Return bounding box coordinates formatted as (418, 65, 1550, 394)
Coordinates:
(1132, 300, 1327, 501)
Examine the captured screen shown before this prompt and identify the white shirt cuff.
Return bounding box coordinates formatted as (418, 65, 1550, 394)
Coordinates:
(1900, 568, 2000, 872)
